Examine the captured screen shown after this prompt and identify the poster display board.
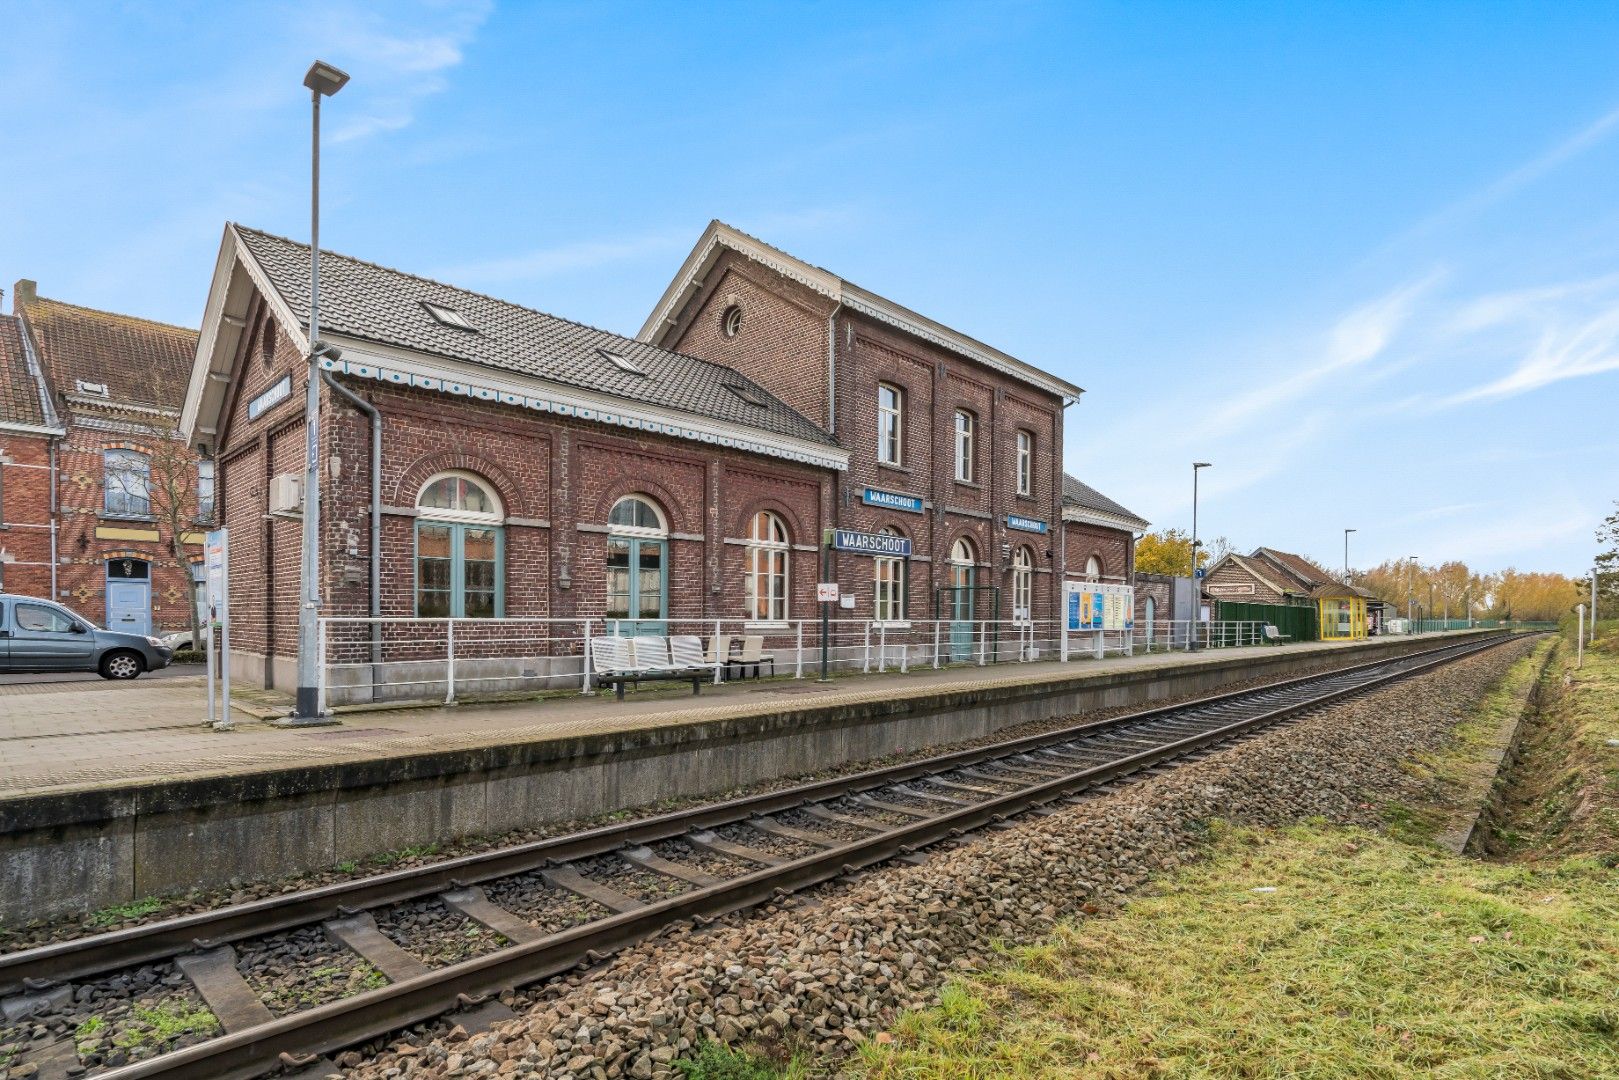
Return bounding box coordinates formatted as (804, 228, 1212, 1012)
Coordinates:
(204, 529, 232, 730)
(1063, 580, 1135, 659)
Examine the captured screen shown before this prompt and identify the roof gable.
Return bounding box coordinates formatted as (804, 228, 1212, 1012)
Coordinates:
(640, 221, 1084, 401)
(1060, 473, 1149, 531)
(1251, 547, 1334, 590)
(0, 315, 53, 431)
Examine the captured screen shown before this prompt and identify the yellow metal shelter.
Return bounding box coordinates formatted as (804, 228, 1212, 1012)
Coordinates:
(1313, 585, 1368, 640)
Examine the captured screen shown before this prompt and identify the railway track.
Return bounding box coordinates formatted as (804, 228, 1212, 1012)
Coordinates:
(0, 632, 1516, 1080)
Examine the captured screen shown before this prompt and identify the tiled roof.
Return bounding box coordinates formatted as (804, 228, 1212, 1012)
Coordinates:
(1252, 547, 1335, 590)
(16, 295, 197, 411)
(1220, 553, 1300, 597)
(0, 315, 49, 428)
(1061, 473, 1149, 530)
(234, 226, 836, 448)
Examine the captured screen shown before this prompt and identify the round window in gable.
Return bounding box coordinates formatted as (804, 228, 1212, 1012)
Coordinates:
(721, 305, 744, 338)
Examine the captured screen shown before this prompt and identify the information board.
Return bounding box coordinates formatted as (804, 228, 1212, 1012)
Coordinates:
(1064, 580, 1135, 632)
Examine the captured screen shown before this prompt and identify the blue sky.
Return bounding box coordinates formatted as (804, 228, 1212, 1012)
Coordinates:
(2, 1, 1616, 575)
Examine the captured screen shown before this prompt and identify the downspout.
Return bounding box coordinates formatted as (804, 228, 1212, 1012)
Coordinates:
(321, 371, 381, 666)
(48, 440, 58, 599)
(825, 302, 842, 437)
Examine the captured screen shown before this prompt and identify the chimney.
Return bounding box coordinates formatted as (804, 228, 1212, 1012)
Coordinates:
(13, 279, 37, 311)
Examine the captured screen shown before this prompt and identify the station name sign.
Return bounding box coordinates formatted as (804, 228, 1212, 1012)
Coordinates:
(862, 487, 924, 514)
(1006, 514, 1049, 534)
(247, 375, 293, 420)
(828, 528, 912, 557)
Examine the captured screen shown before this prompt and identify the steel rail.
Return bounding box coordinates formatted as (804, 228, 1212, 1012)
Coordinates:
(0, 634, 1499, 995)
(83, 632, 1516, 1080)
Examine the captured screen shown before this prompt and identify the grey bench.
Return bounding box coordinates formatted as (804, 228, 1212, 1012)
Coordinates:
(1261, 624, 1292, 644)
(589, 635, 720, 700)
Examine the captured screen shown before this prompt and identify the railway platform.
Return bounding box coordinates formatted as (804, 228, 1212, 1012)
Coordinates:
(1, 631, 1493, 921)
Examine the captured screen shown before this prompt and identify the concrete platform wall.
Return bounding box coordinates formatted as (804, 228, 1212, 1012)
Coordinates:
(3, 632, 1493, 922)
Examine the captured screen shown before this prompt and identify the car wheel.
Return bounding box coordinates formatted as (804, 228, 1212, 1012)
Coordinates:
(100, 650, 144, 680)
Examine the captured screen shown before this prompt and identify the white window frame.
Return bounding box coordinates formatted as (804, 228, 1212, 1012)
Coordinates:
(874, 527, 908, 626)
(877, 383, 904, 466)
(1012, 546, 1033, 625)
(1016, 431, 1033, 496)
(954, 409, 974, 483)
(745, 510, 790, 624)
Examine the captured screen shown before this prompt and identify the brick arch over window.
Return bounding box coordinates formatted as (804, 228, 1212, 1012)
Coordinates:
(101, 440, 157, 456)
(946, 526, 989, 565)
(1084, 553, 1104, 579)
(393, 450, 522, 518)
(588, 475, 695, 535)
(729, 496, 808, 544)
(100, 548, 153, 562)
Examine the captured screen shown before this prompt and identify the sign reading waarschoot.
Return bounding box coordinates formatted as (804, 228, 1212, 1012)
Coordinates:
(1006, 514, 1049, 534)
(828, 528, 913, 557)
(861, 487, 924, 514)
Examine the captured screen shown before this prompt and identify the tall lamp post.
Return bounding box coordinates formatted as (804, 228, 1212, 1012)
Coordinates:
(290, 60, 351, 724)
(1190, 462, 1211, 649)
(1343, 527, 1356, 580)
(1407, 555, 1418, 632)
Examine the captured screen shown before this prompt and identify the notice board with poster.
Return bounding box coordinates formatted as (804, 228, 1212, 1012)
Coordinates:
(1064, 580, 1135, 632)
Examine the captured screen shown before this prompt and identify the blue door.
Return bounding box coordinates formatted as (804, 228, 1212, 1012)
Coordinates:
(948, 539, 977, 662)
(106, 558, 152, 636)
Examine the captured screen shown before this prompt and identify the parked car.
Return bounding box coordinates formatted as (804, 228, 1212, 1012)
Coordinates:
(160, 629, 196, 652)
(0, 594, 173, 679)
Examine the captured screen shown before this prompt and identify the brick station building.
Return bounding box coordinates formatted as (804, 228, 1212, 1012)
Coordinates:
(180, 220, 1144, 692)
(0, 282, 205, 635)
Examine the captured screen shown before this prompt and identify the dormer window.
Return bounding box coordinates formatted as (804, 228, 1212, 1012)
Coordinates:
(599, 349, 644, 375)
(421, 301, 475, 331)
(76, 380, 109, 397)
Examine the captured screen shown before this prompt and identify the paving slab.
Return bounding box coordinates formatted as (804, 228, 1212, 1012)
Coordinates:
(0, 635, 1462, 802)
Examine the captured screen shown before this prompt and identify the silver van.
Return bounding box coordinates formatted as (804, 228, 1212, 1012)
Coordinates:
(0, 594, 174, 679)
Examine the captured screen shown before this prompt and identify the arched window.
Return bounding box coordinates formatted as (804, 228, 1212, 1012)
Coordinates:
(954, 409, 975, 483)
(1012, 545, 1033, 624)
(874, 526, 908, 623)
(745, 511, 790, 622)
(416, 472, 503, 618)
(1084, 555, 1102, 581)
(607, 495, 668, 632)
(946, 537, 978, 660)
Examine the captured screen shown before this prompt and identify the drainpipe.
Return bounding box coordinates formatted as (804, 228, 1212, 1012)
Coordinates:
(321, 371, 381, 666)
(825, 302, 842, 437)
(48, 439, 58, 599)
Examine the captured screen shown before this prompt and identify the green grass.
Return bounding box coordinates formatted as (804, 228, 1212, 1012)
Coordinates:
(676, 1041, 810, 1080)
(1381, 637, 1555, 846)
(849, 823, 1619, 1079)
(111, 1000, 220, 1051)
(88, 895, 170, 927)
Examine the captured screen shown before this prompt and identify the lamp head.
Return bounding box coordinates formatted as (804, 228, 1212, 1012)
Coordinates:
(304, 60, 350, 97)
(1193, 461, 1212, 469)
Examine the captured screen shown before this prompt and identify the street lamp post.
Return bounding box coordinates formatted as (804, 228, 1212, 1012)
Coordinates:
(1190, 462, 1211, 650)
(290, 60, 350, 724)
(1407, 555, 1418, 633)
(1343, 528, 1356, 580)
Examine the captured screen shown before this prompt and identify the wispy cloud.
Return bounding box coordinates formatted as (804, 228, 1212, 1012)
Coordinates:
(1441, 273, 1619, 405)
(301, 0, 492, 144)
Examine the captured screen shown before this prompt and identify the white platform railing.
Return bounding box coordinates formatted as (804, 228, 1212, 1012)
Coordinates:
(315, 615, 1274, 709)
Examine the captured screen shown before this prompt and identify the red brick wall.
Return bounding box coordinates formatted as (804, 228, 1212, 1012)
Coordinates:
(1202, 559, 1288, 605)
(1060, 518, 1134, 586)
(0, 432, 56, 600)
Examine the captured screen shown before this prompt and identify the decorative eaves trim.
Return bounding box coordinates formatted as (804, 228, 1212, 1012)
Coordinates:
(322, 344, 850, 473)
(0, 420, 66, 437)
(638, 222, 1084, 402)
(1060, 505, 1149, 533)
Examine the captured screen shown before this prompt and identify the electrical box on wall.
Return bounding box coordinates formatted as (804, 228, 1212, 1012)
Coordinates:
(268, 473, 303, 516)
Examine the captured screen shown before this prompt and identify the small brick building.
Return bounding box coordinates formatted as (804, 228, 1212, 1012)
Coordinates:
(0, 282, 205, 635)
(180, 221, 1145, 693)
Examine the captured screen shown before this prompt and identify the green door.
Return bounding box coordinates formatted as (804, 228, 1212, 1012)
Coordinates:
(948, 539, 976, 661)
(607, 536, 667, 635)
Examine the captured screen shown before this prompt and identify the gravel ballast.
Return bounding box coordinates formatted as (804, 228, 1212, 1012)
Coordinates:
(340, 637, 1539, 1080)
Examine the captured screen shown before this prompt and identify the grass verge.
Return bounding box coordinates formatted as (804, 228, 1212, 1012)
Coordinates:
(849, 822, 1619, 1079)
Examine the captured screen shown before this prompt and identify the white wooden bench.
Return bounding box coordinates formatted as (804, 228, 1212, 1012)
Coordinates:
(589, 635, 721, 700)
(1261, 624, 1292, 644)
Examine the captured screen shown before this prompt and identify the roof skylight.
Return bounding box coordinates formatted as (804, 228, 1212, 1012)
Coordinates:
(724, 383, 769, 408)
(421, 301, 475, 331)
(598, 349, 645, 375)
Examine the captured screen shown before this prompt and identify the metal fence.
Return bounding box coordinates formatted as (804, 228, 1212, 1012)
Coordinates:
(316, 614, 1294, 709)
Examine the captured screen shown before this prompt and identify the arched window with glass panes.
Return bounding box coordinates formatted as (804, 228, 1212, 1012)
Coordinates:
(607, 495, 668, 634)
(415, 472, 503, 618)
(745, 511, 790, 622)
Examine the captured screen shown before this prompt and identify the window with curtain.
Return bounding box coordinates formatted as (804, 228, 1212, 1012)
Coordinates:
(874, 526, 908, 623)
(1085, 555, 1102, 581)
(415, 472, 503, 618)
(954, 409, 974, 482)
(878, 383, 903, 465)
(1012, 546, 1033, 623)
(104, 448, 151, 516)
(745, 510, 790, 622)
(1016, 431, 1033, 496)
